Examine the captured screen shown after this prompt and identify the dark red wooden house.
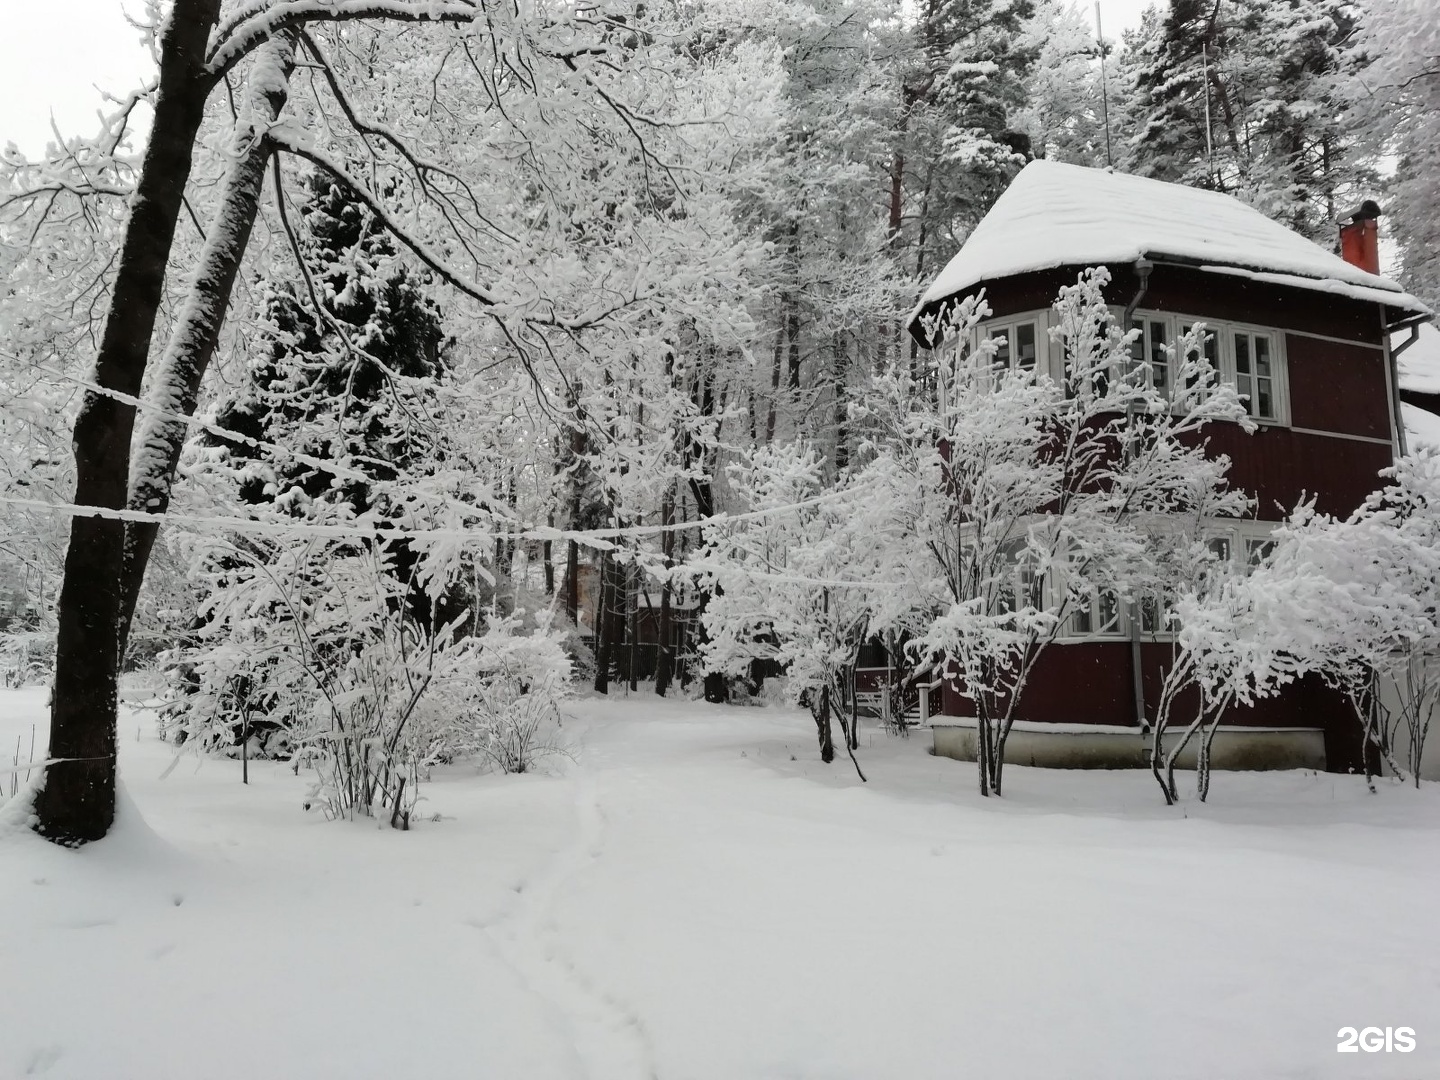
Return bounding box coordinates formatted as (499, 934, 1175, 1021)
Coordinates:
(906, 161, 1431, 772)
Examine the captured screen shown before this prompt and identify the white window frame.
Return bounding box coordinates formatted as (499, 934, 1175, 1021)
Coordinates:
(1120, 308, 1290, 426)
(973, 311, 1050, 380)
(1055, 519, 1282, 643)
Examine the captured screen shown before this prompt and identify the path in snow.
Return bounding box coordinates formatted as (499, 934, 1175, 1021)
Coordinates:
(481, 766, 657, 1080)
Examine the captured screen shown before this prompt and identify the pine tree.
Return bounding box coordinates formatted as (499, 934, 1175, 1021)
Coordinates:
(1117, 0, 1365, 241)
(1347, 0, 1440, 306)
(1016, 0, 1108, 167)
(208, 168, 458, 628)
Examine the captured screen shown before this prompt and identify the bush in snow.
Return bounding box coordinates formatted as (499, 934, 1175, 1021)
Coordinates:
(1163, 450, 1440, 799)
(164, 534, 575, 821)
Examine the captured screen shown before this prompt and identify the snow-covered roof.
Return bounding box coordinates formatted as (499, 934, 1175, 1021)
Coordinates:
(1397, 322, 1440, 396)
(911, 160, 1429, 330)
(1403, 402, 1440, 452)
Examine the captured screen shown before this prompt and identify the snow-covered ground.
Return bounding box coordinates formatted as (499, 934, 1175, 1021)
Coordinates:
(3, 688, 1439, 1079)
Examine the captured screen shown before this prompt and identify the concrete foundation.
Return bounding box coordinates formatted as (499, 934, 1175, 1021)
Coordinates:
(931, 719, 1327, 771)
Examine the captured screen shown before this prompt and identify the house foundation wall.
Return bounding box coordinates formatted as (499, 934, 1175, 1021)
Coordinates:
(931, 720, 1327, 772)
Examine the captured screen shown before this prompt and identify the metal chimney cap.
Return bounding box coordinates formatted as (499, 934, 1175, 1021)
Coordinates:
(1339, 199, 1382, 224)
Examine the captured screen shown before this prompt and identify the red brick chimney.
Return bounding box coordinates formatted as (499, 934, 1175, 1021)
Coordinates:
(1338, 200, 1381, 275)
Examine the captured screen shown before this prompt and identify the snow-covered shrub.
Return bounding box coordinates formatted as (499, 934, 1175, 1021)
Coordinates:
(1167, 450, 1440, 796)
(0, 630, 53, 689)
(429, 612, 573, 775)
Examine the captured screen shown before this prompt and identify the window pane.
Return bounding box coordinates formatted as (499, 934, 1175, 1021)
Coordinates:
(1246, 539, 1275, 569)
(1235, 333, 1251, 375)
(991, 330, 1010, 370)
(1207, 537, 1231, 562)
(1015, 322, 1037, 370)
(1149, 319, 1169, 393)
(1257, 378, 1274, 418)
(1130, 320, 1145, 370)
(1097, 589, 1120, 632)
(1202, 331, 1218, 368)
(1140, 594, 1162, 633)
(1181, 325, 1219, 389)
(1254, 336, 1272, 378)
(1071, 602, 1093, 635)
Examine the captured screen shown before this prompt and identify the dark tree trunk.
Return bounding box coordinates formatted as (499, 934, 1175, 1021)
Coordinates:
(765, 323, 784, 444)
(626, 560, 639, 693)
(565, 539, 579, 628)
(592, 549, 611, 694)
(684, 363, 728, 705)
(813, 685, 835, 764)
(117, 29, 298, 652)
(542, 513, 555, 596)
(655, 487, 675, 697)
(36, 0, 223, 846)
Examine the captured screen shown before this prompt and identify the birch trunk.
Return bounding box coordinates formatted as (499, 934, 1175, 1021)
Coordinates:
(117, 29, 299, 651)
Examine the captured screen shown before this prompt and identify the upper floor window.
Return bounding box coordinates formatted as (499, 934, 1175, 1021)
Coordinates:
(969, 308, 1288, 425)
(1232, 330, 1279, 421)
(1130, 316, 1171, 396)
(979, 317, 1041, 377)
(1141, 311, 1287, 424)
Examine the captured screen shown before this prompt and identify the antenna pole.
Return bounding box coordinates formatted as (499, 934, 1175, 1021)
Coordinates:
(1096, 3, 1113, 168)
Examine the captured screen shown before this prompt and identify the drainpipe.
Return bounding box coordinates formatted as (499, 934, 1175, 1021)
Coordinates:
(1124, 257, 1154, 731)
(1382, 307, 1409, 459)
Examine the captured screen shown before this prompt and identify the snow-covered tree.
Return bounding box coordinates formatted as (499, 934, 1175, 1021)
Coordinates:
(1116, 0, 1366, 240)
(697, 440, 912, 773)
(1015, 0, 1107, 166)
(1346, 0, 1440, 307)
(3, 0, 785, 843)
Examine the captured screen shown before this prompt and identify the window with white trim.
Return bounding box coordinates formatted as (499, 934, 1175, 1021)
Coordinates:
(1232, 330, 1279, 421)
(1068, 584, 1123, 636)
(993, 539, 1038, 616)
(1125, 310, 1288, 424)
(977, 316, 1043, 378)
(1245, 537, 1276, 570)
(1130, 316, 1171, 396)
(1179, 321, 1221, 390)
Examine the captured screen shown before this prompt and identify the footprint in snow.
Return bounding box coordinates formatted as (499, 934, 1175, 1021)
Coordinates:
(24, 1045, 62, 1075)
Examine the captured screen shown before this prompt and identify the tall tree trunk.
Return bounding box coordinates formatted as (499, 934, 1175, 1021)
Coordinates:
(813, 685, 835, 764)
(765, 321, 785, 444)
(592, 548, 611, 694)
(626, 558, 639, 692)
(655, 485, 676, 697)
(565, 539, 579, 627)
(542, 513, 555, 596)
(118, 29, 298, 652)
(36, 0, 223, 846)
(832, 331, 848, 472)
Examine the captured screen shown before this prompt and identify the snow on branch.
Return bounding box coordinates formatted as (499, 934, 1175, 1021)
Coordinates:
(208, 1, 481, 77)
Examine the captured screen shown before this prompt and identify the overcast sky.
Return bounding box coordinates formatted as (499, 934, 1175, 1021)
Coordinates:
(0, 0, 1158, 157)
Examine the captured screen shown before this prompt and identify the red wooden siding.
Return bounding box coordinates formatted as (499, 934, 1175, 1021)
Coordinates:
(1199, 424, 1392, 520)
(1285, 334, 1391, 439)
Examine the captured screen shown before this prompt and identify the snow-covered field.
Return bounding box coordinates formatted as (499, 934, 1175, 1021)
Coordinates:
(2, 688, 1438, 1080)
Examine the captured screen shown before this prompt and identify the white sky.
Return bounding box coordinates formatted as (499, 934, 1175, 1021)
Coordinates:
(0, 0, 156, 156)
(0, 0, 1158, 157)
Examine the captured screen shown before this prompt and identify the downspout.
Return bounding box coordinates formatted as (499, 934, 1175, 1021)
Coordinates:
(1124, 257, 1154, 731)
